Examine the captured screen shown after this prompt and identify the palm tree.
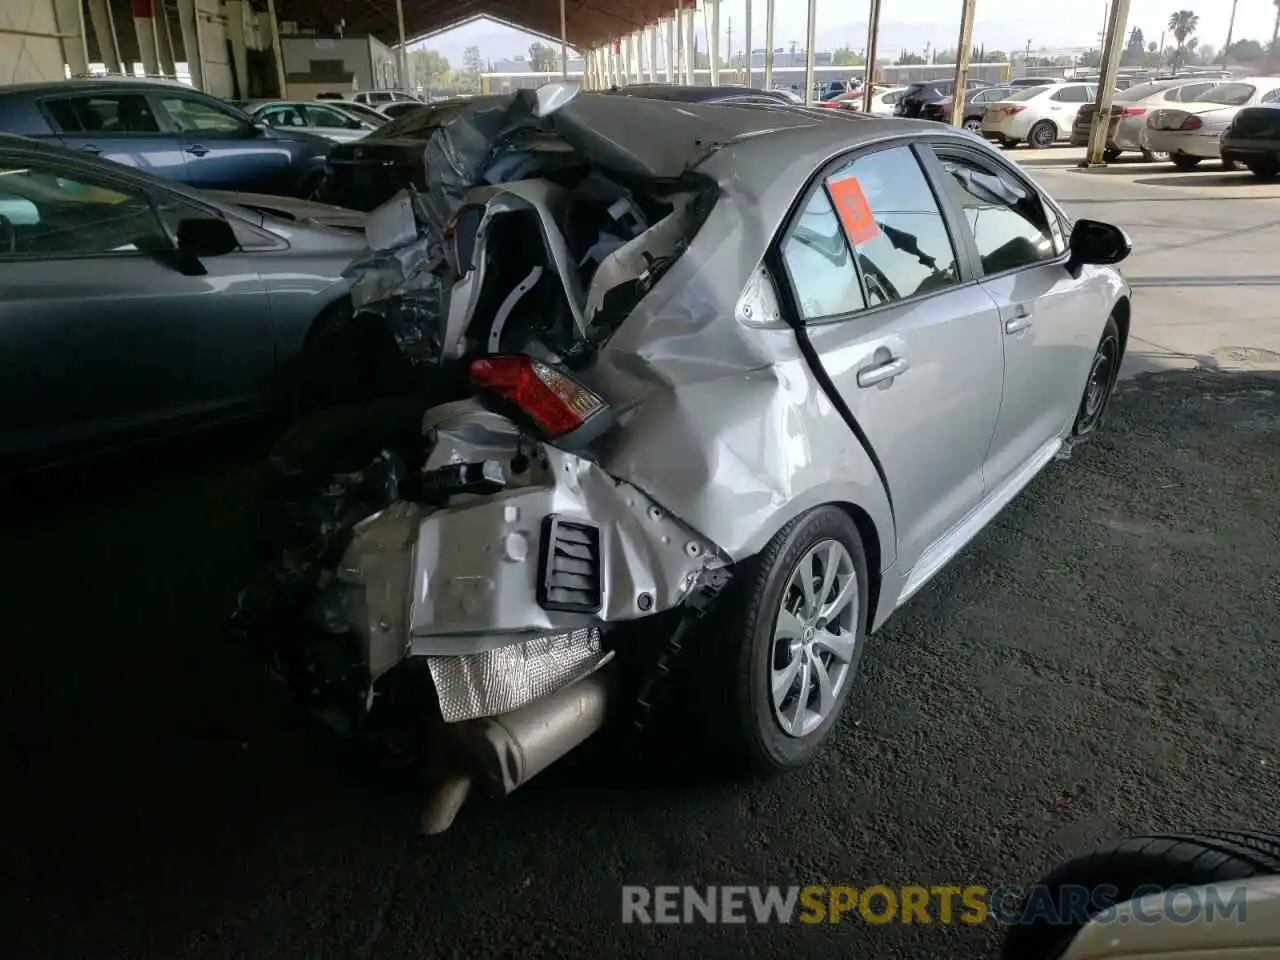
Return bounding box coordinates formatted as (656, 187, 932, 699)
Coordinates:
(1167, 10, 1199, 75)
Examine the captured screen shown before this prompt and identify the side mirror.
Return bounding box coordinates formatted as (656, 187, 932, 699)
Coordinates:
(1067, 218, 1131, 271)
(533, 80, 581, 118)
(177, 217, 237, 258)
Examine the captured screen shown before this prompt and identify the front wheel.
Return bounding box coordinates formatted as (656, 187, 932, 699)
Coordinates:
(1171, 153, 1203, 170)
(709, 506, 869, 774)
(1140, 147, 1169, 162)
(1001, 831, 1280, 960)
(1072, 314, 1122, 438)
(1102, 147, 1122, 163)
(1028, 120, 1057, 149)
(963, 118, 983, 133)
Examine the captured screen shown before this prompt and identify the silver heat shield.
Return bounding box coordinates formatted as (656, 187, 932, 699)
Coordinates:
(427, 628, 610, 723)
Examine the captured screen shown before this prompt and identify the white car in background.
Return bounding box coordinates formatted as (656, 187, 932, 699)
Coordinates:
(982, 82, 1100, 148)
(378, 100, 429, 120)
(1145, 77, 1280, 170)
(354, 89, 422, 106)
(868, 85, 909, 115)
(238, 99, 381, 143)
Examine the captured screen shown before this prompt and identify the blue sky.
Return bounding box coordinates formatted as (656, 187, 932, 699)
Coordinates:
(414, 0, 1278, 63)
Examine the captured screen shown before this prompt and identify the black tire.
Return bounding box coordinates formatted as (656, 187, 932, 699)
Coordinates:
(1028, 121, 1056, 149)
(963, 118, 982, 133)
(1171, 153, 1202, 170)
(1249, 163, 1279, 181)
(1001, 831, 1280, 960)
(1071, 314, 1122, 438)
(297, 169, 326, 200)
(1140, 147, 1168, 162)
(1222, 157, 1239, 171)
(707, 505, 869, 774)
(1102, 147, 1121, 163)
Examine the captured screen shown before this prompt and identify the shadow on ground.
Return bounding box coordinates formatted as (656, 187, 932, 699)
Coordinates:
(2, 370, 1278, 960)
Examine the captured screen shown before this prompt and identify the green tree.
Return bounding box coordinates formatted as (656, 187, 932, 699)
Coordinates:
(1227, 37, 1263, 61)
(1079, 48, 1102, 68)
(895, 50, 925, 65)
(1167, 10, 1200, 74)
(528, 41, 558, 72)
(1127, 27, 1146, 51)
(411, 49, 450, 89)
(832, 46, 865, 66)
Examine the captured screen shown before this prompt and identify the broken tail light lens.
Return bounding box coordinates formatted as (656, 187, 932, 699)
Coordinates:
(1179, 115, 1203, 131)
(469, 355, 607, 440)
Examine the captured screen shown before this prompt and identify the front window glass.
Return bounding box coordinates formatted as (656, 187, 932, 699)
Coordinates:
(940, 156, 1057, 274)
(0, 164, 168, 256)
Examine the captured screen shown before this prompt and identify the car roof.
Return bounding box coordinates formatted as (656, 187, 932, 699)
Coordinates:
(0, 79, 200, 97)
(613, 83, 790, 102)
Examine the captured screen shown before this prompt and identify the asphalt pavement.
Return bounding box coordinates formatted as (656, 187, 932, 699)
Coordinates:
(3, 149, 1279, 960)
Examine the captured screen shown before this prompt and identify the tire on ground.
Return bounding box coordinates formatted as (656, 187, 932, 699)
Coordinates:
(1001, 831, 1280, 960)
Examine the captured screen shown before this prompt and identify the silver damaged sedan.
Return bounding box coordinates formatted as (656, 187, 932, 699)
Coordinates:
(250, 88, 1133, 831)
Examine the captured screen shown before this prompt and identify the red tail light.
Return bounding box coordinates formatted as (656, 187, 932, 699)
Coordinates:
(1179, 115, 1203, 131)
(1001, 105, 1025, 116)
(1123, 107, 1146, 117)
(469, 355, 608, 439)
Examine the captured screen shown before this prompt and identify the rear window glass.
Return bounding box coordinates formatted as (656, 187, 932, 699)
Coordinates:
(43, 94, 160, 134)
(1116, 83, 1168, 101)
(1008, 86, 1050, 101)
(1194, 83, 1255, 105)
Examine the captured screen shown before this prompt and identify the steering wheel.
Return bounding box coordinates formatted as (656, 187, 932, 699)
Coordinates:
(0, 214, 14, 254)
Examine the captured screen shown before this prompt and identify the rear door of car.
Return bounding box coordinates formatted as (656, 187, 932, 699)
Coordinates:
(1047, 84, 1092, 127)
(773, 140, 1005, 575)
(925, 140, 1102, 488)
(0, 150, 274, 467)
(40, 91, 188, 181)
(151, 91, 293, 192)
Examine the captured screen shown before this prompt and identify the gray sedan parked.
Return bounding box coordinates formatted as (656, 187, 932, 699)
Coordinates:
(0, 134, 366, 472)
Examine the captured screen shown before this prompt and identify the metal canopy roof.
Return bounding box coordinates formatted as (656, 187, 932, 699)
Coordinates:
(273, 0, 684, 50)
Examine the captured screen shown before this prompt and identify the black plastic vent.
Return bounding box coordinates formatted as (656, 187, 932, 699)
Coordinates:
(538, 516, 603, 614)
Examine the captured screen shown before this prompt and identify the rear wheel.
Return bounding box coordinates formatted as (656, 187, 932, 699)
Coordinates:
(963, 118, 982, 133)
(1171, 153, 1202, 170)
(1222, 157, 1239, 171)
(1102, 147, 1121, 163)
(1072, 314, 1121, 439)
(1139, 147, 1168, 162)
(1248, 162, 1279, 180)
(1028, 120, 1057, 149)
(1001, 831, 1280, 960)
(706, 506, 869, 774)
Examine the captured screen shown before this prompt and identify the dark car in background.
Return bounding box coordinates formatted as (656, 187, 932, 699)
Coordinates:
(0, 81, 333, 197)
(1221, 104, 1280, 179)
(321, 86, 798, 212)
(0, 133, 366, 473)
(895, 77, 990, 118)
(920, 85, 1014, 131)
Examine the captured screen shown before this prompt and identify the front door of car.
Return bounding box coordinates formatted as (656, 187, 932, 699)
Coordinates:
(41, 91, 188, 181)
(0, 155, 273, 467)
(928, 145, 1099, 490)
(776, 143, 1005, 573)
(152, 92, 292, 192)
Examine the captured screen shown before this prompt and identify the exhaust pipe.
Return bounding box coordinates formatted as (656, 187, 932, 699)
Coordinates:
(420, 665, 612, 834)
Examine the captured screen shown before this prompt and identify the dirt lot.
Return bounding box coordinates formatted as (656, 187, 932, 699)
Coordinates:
(2, 152, 1278, 960)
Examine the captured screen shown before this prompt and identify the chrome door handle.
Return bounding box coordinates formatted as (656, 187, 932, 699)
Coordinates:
(857, 357, 909, 388)
(186, 144, 209, 156)
(1005, 316, 1033, 334)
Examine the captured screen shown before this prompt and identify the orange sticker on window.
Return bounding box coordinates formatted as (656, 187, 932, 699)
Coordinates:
(828, 176, 880, 246)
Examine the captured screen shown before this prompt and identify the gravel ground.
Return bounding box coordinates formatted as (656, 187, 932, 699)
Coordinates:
(2, 368, 1278, 960)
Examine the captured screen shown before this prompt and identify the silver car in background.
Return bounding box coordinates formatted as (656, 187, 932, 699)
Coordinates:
(239, 99, 383, 143)
(0, 134, 366, 472)
(1071, 77, 1221, 161)
(248, 90, 1133, 831)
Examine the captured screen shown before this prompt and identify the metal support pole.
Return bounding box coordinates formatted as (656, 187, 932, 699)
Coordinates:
(1082, 0, 1130, 164)
(559, 0, 568, 78)
(266, 0, 287, 96)
(763, 0, 774, 88)
(744, 0, 752, 87)
(670, 17, 680, 80)
(861, 0, 883, 112)
(1268, 0, 1280, 76)
(395, 0, 407, 89)
(709, 0, 720, 85)
(633, 32, 642, 82)
(803, 0, 817, 105)
(1221, 0, 1238, 69)
(649, 24, 658, 81)
(949, 0, 977, 128)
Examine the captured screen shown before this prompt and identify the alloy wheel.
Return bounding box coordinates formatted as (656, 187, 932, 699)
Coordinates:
(964, 118, 982, 133)
(770, 539, 860, 738)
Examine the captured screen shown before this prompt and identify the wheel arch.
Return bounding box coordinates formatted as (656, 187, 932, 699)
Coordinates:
(1112, 294, 1131, 360)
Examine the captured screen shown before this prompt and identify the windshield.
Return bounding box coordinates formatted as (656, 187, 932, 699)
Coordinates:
(1194, 83, 1256, 106)
(1009, 86, 1051, 101)
(377, 96, 506, 138)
